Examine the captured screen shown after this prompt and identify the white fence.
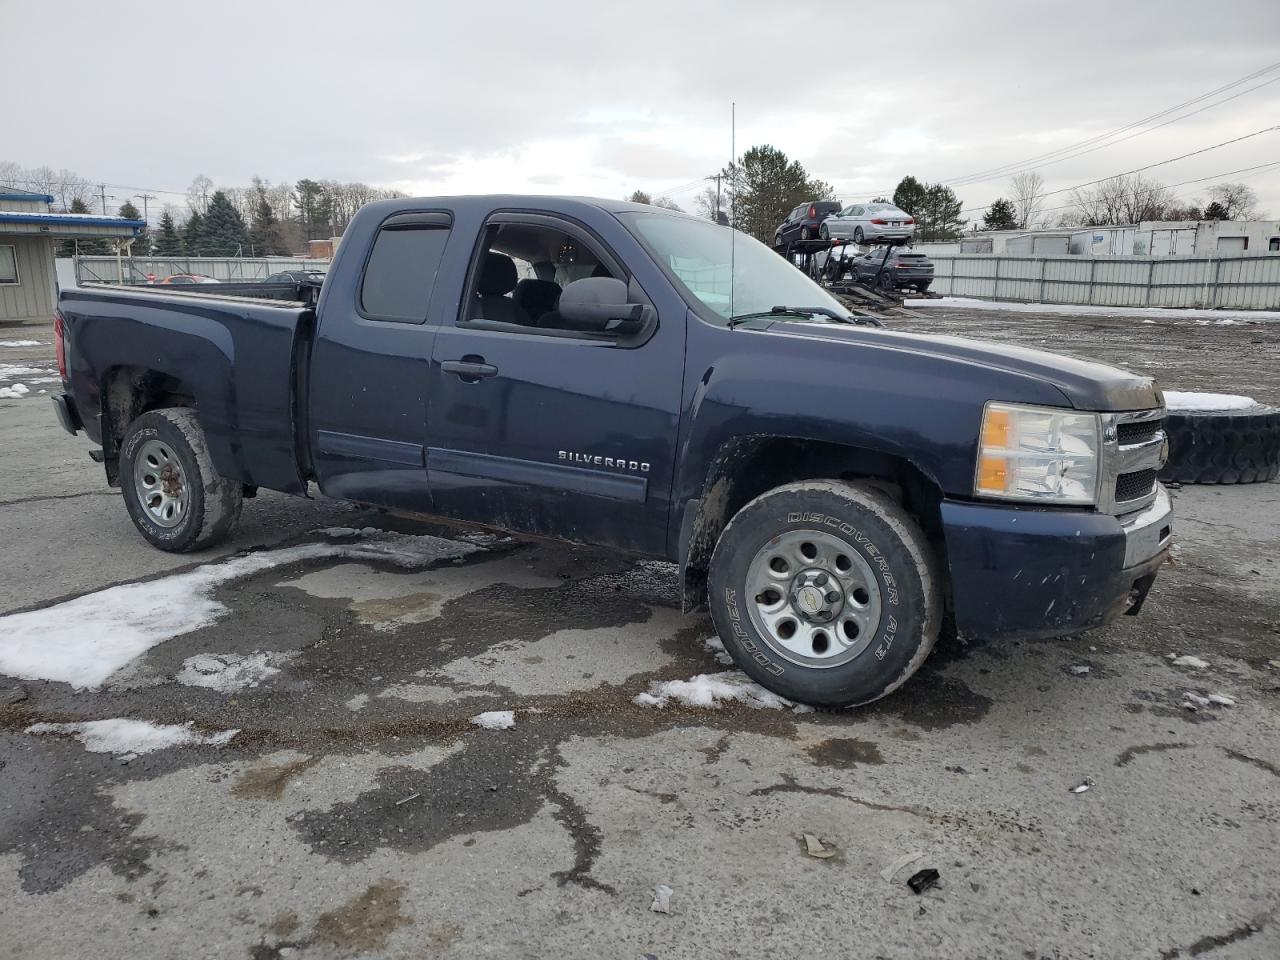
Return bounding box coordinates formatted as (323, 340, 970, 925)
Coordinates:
(72, 256, 330, 285)
(925, 254, 1280, 310)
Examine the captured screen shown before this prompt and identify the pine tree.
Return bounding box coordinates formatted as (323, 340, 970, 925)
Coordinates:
(719, 145, 836, 243)
(891, 177, 929, 221)
(117, 201, 150, 256)
(982, 198, 1018, 231)
(201, 191, 250, 256)
(627, 190, 653, 204)
(61, 197, 111, 256)
(892, 176, 965, 241)
(248, 186, 286, 256)
(154, 211, 183, 256)
(1203, 201, 1228, 221)
(183, 210, 206, 255)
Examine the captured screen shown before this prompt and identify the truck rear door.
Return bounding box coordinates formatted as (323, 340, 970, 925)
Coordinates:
(425, 210, 684, 556)
(307, 211, 453, 509)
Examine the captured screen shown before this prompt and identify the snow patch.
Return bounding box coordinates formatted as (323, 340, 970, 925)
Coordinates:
(0, 530, 480, 689)
(0, 383, 29, 399)
(1169, 654, 1210, 669)
(470, 710, 515, 730)
(0, 340, 47, 347)
(702, 635, 735, 666)
(1163, 391, 1259, 412)
(904, 297, 1280, 322)
(345, 693, 370, 712)
(0, 364, 45, 379)
(176, 651, 294, 693)
(26, 719, 238, 756)
(634, 671, 801, 711)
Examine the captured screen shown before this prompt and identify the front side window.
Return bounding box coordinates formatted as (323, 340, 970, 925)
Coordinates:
(624, 212, 848, 324)
(465, 220, 617, 332)
(361, 221, 450, 322)
(0, 246, 20, 284)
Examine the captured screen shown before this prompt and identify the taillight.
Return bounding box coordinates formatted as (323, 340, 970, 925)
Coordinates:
(808, 205, 816, 218)
(870, 218, 887, 225)
(904, 218, 915, 225)
(54, 309, 67, 380)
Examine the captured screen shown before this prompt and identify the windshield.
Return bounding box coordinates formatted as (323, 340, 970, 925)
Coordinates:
(621, 212, 849, 323)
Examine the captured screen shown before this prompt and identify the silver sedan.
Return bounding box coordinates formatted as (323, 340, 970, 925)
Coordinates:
(819, 202, 916, 243)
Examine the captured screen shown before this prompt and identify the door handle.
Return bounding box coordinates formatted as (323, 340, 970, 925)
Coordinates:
(441, 358, 498, 381)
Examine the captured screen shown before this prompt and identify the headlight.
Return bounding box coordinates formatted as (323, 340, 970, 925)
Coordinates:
(975, 402, 1100, 505)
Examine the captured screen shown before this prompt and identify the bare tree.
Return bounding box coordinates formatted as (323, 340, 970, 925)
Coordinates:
(187, 174, 214, 215)
(1009, 171, 1044, 229)
(1069, 174, 1174, 226)
(1205, 182, 1258, 220)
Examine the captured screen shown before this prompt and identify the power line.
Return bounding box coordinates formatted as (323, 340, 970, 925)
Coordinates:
(943, 60, 1280, 187)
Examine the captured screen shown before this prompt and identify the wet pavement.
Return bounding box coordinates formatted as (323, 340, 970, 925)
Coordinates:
(1, 312, 1277, 959)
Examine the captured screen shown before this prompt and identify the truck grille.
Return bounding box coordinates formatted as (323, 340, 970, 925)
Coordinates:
(1115, 468, 1157, 504)
(1117, 418, 1162, 446)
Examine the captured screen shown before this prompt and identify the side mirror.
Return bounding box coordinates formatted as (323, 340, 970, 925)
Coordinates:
(556, 277, 646, 334)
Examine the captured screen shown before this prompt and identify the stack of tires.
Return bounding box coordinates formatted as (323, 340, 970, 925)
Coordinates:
(1160, 397, 1280, 484)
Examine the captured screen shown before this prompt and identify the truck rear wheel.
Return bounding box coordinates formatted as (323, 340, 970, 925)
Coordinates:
(119, 408, 243, 552)
(708, 480, 941, 708)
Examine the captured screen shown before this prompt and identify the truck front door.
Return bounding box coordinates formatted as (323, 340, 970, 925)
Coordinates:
(426, 211, 684, 556)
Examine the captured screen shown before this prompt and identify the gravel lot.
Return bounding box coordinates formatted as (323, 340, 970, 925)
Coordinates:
(1, 307, 1277, 960)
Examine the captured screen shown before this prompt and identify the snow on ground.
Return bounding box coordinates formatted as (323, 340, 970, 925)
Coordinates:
(26, 719, 238, 756)
(471, 710, 516, 730)
(0, 340, 47, 347)
(1169, 654, 1210, 669)
(1163, 391, 1259, 411)
(0, 383, 29, 399)
(905, 297, 1280, 322)
(0, 530, 481, 689)
(634, 671, 813, 713)
(702, 635, 735, 666)
(176, 651, 296, 693)
(0, 364, 46, 379)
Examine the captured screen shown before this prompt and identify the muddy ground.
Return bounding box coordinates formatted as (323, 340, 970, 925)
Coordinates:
(1, 308, 1277, 959)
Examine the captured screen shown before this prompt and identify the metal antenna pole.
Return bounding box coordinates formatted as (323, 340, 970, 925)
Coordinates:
(729, 101, 735, 320)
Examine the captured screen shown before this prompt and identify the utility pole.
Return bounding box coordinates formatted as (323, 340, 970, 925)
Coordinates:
(98, 184, 108, 214)
(135, 193, 156, 225)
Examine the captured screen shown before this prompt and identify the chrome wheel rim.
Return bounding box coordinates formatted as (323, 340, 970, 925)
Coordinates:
(744, 529, 882, 669)
(134, 438, 188, 528)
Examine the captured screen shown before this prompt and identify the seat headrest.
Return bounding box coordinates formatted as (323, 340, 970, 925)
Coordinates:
(478, 253, 518, 295)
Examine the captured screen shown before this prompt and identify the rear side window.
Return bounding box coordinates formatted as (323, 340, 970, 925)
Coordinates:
(361, 216, 451, 323)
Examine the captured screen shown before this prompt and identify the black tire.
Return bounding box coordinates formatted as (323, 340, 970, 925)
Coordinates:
(916, 282, 931, 293)
(877, 270, 895, 291)
(853, 227, 865, 244)
(120, 408, 243, 552)
(818, 223, 830, 240)
(708, 480, 942, 708)
(1160, 403, 1280, 484)
(774, 234, 784, 249)
(800, 226, 812, 240)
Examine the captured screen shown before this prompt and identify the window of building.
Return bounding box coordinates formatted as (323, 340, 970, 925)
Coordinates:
(1269, 237, 1279, 252)
(360, 214, 452, 323)
(0, 245, 18, 284)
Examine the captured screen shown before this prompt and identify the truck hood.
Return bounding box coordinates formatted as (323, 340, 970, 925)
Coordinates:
(767, 320, 1160, 412)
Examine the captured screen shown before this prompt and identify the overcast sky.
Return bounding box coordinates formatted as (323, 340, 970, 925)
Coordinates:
(4, 0, 1279, 223)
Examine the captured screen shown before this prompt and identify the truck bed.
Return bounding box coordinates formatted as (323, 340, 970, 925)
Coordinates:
(58, 285, 313, 495)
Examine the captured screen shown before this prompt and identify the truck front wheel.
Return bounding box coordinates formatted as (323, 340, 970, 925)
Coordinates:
(708, 480, 941, 708)
(119, 408, 243, 552)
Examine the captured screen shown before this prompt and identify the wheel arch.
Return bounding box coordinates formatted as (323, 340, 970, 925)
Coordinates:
(100, 365, 199, 486)
(679, 434, 946, 611)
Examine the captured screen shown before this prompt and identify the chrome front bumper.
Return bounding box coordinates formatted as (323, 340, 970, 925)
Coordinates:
(1121, 483, 1173, 568)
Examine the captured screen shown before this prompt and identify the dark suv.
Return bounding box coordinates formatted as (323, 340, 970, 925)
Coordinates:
(774, 201, 842, 246)
(825, 246, 934, 292)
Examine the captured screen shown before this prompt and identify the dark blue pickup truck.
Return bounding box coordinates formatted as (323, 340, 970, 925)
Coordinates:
(51, 195, 1172, 707)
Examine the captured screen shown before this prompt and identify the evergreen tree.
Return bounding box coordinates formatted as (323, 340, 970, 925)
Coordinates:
(154, 211, 183, 256)
(627, 190, 653, 204)
(1202, 200, 1228, 221)
(201, 191, 250, 256)
(719, 145, 836, 243)
(891, 176, 965, 241)
(117, 200, 150, 256)
(891, 176, 929, 220)
(294, 179, 332, 241)
(248, 186, 287, 256)
(61, 198, 111, 256)
(982, 198, 1018, 231)
(183, 210, 206, 255)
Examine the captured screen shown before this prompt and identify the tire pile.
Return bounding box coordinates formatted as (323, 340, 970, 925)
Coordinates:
(1160, 402, 1280, 484)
